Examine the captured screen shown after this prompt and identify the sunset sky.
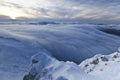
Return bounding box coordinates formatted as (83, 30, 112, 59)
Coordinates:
(0, 0, 120, 23)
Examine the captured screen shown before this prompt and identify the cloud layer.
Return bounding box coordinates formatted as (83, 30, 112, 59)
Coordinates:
(0, 0, 120, 23)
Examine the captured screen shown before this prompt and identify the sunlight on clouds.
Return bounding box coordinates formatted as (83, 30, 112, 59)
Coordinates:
(0, 0, 120, 23)
(0, 5, 30, 19)
(0, 0, 54, 19)
(0, 6, 20, 19)
(0, 5, 40, 19)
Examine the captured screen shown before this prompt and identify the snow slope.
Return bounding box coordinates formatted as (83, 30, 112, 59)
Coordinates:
(25, 48, 120, 80)
(24, 52, 99, 80)
(0, 23, 120, 80)
(79, 48, 120, 80)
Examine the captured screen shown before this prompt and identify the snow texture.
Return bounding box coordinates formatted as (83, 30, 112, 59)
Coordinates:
(26, 48, 120, 80)
(25, 52, 98, 80)
(80, 48, 120, 80)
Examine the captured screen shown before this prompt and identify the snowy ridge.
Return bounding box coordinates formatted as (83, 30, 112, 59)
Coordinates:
(24, 52, 98, 80)
(25, 48, 120, 80)
(79, 48, 120, 73)
(79, 48, 120, 80)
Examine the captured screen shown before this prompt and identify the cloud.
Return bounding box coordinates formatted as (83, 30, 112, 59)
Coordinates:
(0, 15, 10, 20)
(0, 0, 120, 23)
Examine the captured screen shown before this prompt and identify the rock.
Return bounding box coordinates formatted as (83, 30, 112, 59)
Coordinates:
(90, 58, 99, 65)
(32, 59, 38, 64)
(113, 55, 118, 58)
(85, 64, 89, 67)
(101, 56, 108, 61)
(23, 73, 35, 80)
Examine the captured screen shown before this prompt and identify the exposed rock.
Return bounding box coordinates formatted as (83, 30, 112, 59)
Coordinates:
(32, 59, 38, 64)
(85, 64, 89, 67)
(90, 58, 99, 65)
(100, 56, 108, 61)
(23, 73, 35, 80)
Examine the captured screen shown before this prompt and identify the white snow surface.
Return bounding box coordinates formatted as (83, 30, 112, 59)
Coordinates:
(0, 23, 120, 80)
(27, 48, 120, 80)
(80, 48, 120, 80)
(27, 52, 98, 80)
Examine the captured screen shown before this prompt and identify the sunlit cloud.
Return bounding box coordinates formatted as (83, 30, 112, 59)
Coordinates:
(0, 1, 52, 19)
(0, 0, 120, 23)
(0, 6, 27, 19)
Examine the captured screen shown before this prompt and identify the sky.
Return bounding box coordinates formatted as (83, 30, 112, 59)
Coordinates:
(0, 0, 120, 24)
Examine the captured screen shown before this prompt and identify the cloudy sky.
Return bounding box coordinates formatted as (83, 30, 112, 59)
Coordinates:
(0, 0, 120, 23)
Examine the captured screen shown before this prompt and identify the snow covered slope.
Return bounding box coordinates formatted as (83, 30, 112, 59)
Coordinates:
(24, 52, 99, 80)
(79, 48, 120, 80)
(25, 48, 120, 80)
(0, 24, 120, 80)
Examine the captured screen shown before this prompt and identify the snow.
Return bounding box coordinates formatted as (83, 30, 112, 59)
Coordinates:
(25, 52, 99, 80)
(0, 23, 120, 80)
(26, 48, 120, 80)
(25, 48, 120, 80)
(79, 48, 120, 80)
